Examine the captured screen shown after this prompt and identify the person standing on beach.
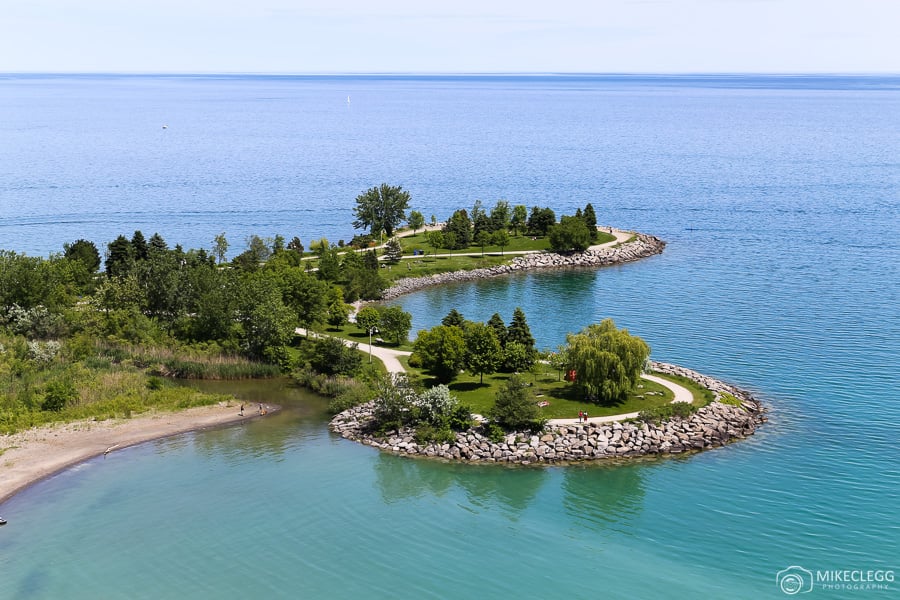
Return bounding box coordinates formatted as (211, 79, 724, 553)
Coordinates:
(240, 404, 244, 416)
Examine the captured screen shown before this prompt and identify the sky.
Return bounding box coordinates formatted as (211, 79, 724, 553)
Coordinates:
(2, 0, 899, 73)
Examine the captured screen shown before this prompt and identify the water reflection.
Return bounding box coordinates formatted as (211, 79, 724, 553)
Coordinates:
(179, 378, 329, 462)
(373, 453, 550, 519)
(562, 463, 646, 531)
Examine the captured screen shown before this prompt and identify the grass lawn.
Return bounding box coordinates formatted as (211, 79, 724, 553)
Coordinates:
(403, 362, 680, 420)
(648, 372, 715, 407)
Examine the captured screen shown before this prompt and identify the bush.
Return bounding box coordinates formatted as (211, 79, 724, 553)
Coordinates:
(414, 423, 456, 445)
(489, 374, 545, 432)
(328, 382, 373, 414)
(41, 379, 78, 412)
(482, 421, 506, 443)
(638, 402, 697, 424)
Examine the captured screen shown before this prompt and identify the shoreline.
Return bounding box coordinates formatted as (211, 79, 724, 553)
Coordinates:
(0, 401, 278, 506)
(329, 363, 767, 465)
(382, 232, 666, 300)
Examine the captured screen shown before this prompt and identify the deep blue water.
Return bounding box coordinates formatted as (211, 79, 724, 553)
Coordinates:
(1, 75, 898, 598)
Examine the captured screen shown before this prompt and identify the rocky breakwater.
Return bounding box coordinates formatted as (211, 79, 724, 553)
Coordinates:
(329, 368, 766, 465)
(382, 233, 666, 300)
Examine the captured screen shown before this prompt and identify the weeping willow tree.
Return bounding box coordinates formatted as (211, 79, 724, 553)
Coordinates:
(565, 319, 650, 403)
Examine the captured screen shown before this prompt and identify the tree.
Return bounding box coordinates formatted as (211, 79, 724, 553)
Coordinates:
(325, 286, 350, 330)
(272, 235, 286, 254)
(491, 229, 509, 256)
(565, 318, 651, 403)
(213, 233, 229, 264)
(510, 204, 528, 236)
(471, 200, 491, 237)
(549, 215, 592, 252)
(131, 230, 149, 262)
(372, 373, 419, 428)
(507, 307, 535, 350)
(413, 325, 467, 383)
(408, 210, 425, 234)
(356, 306, 381, 333)
(278, 268, 328, 333)
(486, 313, 508, 346)
(379, 305, 412, 345)
(308, 336, 362, 376)
(442, 232, 457, 258)
(490, 375, 543, 432)
(443, 209, 472, 249)
(490, 200, 510, 232)
(527, 206, 556, 236)
(425, 230, 443, 258)
(384, 237, 403, 263)
(475, 231, 491, 257)
(442, 308, 466, 328)
(503, 341, 534, 373)
(64, 239, 101, 274)
(352, 183, 412, 238)
(238, 277, 296, 360)
(149, 233, 168, 254)
(105, 235, 133, 278)
(583, 203, 598, 242)
(464, 322, 501, 383)
(287, 236, 304, 254)
(316, 246, 342, 282)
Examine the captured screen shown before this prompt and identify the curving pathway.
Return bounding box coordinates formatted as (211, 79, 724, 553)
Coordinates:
(295, 328, 410, 374)
(302, 327, 696, 423)
(547, 374, 694, 425)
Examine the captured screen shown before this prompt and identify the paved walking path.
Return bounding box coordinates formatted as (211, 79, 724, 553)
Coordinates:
(547, 373, 693, 425)
(295, 328, 410, 374)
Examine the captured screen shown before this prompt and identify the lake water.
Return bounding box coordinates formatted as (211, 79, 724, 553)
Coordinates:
(1, 74, 898, 598)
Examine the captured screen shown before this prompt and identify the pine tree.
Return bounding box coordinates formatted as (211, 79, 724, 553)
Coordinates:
(486, 313, 508, 347)
(131, 230, 149, 261)
(583, 203, 598, 242)
(441, 308, 466, 328)
(507, 307, 535, 350)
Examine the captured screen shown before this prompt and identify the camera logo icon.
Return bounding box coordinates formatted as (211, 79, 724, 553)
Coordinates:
(777, 566, 814, 595)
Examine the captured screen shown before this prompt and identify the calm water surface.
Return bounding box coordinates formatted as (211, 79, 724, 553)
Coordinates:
(1, 75, 898, 598)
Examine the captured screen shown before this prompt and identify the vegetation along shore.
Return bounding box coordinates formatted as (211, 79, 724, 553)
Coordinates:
(1, 186, 763, 507)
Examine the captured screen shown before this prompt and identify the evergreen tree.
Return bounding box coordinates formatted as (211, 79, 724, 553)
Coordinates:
(287, 236, 304, 254)
(384, 237, 403, 263)
(507, 307, 535, 350)
(490, 200, 510, 232)
(489, 375, 543, 432)
(443, 209, 472, 249)
(105, 235, 133, 278)
(148, 233, 168, 254)
(442, 308, 466, 328)
(486, 313, 507, 347)
(583, 203, 598, 242)
(364, 249, 380, 270)
(131, 230, 149, 261)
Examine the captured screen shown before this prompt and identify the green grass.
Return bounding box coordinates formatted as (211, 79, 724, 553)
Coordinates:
(648, 371, 715, 407)
(381, 254, 511, 282)
(403, 362, 677, 420)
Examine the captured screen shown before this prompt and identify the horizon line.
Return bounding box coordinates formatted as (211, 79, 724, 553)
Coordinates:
(2, 70, 899, 77)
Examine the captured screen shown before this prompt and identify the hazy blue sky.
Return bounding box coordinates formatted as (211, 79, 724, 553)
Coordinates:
(3, 0, 898, 73)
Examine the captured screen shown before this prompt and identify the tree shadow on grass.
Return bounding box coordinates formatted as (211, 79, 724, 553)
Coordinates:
(448, 381, 491, 393)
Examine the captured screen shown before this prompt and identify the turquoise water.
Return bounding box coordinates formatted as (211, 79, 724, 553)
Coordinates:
(1, 75, 899, 598)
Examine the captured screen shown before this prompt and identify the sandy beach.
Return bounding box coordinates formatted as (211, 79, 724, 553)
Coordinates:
(0, 401, 276, 505)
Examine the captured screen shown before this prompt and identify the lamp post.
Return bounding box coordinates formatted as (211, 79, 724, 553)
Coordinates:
(368, 326, 378, 363)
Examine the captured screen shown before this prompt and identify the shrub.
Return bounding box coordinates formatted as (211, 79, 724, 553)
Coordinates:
(414, 423, 456, 445)
(638, 402, 697, 424)
(482, 421, 506, 443)
(489, 374, 545, 432)
(42, 379, 78, 412)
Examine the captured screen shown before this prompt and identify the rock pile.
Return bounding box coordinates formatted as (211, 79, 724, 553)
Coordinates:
(329, 367, 766, 465)
(382, 233, 666, 299)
